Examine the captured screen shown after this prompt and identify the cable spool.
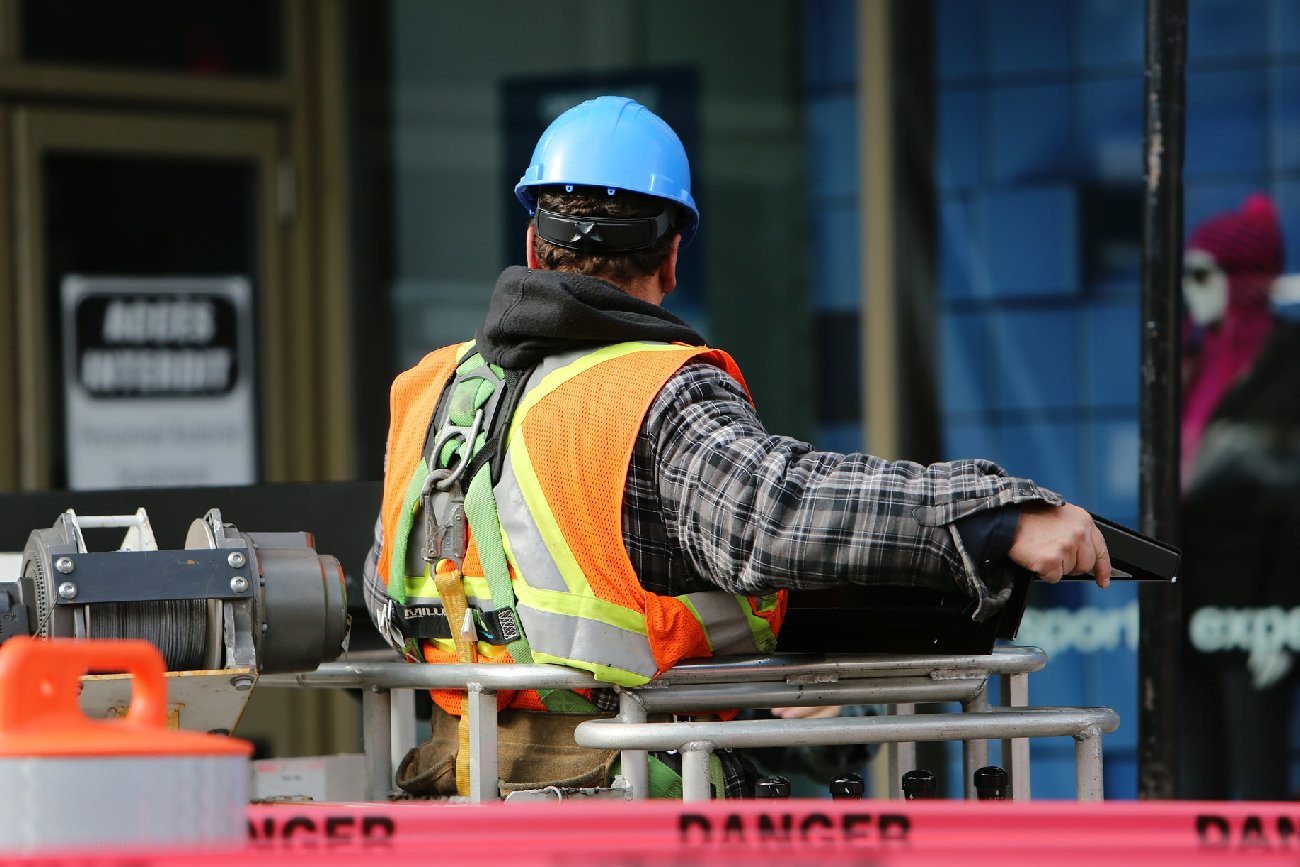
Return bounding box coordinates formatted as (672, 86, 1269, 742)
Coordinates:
(20, 513, 217, 671)
(15, 507, 348, 675)
(86, 600, 209, 671)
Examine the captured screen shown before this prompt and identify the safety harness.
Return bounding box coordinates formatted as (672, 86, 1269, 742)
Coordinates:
(386, 348, 597, 699)
(383, 344, 716, 798)
(384, 348, 601, 793)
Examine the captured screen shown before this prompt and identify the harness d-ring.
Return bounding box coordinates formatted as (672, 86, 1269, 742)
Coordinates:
(427, 406, 484, 491)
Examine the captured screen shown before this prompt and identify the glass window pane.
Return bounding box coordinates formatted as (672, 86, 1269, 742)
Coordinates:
(988, 0, 1072, 77)
(1078, 0, 1144, 72)
(1187, 0, 1266, 63)
(44, 154, 257, 280)
(979, 185, 1080, 297)
(989, 83, 1073, 182)
(22, 0, 283, 77)
(1186, 68, 1269, 178)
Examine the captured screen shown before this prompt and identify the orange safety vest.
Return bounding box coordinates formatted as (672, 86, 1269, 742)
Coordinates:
(379, 341, 786, 715)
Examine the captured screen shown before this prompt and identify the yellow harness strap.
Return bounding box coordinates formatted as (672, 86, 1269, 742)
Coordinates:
(434, 558, 477, 796)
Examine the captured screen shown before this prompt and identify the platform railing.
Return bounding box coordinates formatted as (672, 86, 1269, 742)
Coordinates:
(575, 707, 1119, 802)
(632, 647, 1050, 800)
(261, 645, 1115, 803)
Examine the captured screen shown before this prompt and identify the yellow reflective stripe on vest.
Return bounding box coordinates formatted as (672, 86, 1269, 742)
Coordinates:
(517, 584, 647, 634)
(404, 568, 493, 609)
(494, 458, 565, 593)
(511, 341, 689, 420)
(503, 343, 689, 599)
(498, 456, 657, 679)
(496, 434, 585, 596)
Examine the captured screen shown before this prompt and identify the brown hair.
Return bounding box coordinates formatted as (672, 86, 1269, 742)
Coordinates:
(532, 186, 681, 283)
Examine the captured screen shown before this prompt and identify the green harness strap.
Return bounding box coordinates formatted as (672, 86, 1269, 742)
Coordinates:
(384, 462, 432, 661)
(387, 459, 428, 607)
(608, 752, 730, 800)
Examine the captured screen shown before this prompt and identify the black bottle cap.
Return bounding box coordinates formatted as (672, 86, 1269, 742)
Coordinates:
(830, 772, 865, 799)
(901, 769, 938, 799)
(756, 776, 791, 799)
(974, 765, 1009, 800)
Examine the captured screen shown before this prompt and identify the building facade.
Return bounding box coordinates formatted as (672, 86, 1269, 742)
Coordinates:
(2, 0, 1295, 797)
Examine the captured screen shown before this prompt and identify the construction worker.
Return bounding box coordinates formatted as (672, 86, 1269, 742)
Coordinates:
(363, 95, 1111, 799)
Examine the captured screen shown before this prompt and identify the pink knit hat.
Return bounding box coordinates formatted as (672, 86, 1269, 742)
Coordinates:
(1187, 193, 1283, 283)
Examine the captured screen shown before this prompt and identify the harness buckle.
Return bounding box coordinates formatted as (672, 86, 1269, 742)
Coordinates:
(376, 596, 407, 649)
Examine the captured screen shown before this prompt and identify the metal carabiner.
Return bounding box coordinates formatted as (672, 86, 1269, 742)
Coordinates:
(427, 405, 484, 491)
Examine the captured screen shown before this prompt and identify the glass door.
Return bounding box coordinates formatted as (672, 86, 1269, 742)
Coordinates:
(12, 108, 287, 489)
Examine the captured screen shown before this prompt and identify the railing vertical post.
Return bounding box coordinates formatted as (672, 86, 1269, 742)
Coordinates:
(618, 690, 650, 800)
(390, 687, 417, 777)
(363, 685, 393, 801)
(1002, 672, 1032, 800)
(887, 702, 916, 799)
(962, 688, 991, 798)
(467, 682, 499, 803)
(680, 742, 715, 803)
(1075, 728, 1107, 801)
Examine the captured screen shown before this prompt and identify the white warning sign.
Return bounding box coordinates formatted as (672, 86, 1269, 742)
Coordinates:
(62, 275, 257, 490)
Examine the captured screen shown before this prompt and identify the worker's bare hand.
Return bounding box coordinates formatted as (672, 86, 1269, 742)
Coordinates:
(770, 705, 841, 720)
(1007, 503, 1111, 588)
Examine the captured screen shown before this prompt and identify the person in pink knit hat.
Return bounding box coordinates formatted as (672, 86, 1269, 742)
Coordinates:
(1180, 193, 1283, 486)
(1179, 194, 1300, 799)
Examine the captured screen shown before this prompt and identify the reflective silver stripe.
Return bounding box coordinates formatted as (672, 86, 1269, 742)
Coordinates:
(522, 347, 598, 392)
(495, 453, 570, 593)
(518, 604, 659, 680)
(684, 592, 762, 655)
(493, 345, 605, 591)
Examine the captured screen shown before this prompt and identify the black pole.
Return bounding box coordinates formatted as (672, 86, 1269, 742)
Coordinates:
(1137, 0, 1186, 800)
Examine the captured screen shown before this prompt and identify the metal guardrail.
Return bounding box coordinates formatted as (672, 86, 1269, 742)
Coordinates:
(262, 646, 1116, 803)
(575, 707, 1120, 802)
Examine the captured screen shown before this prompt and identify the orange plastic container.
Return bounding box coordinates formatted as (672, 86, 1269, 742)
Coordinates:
(0, 637, 252, 852)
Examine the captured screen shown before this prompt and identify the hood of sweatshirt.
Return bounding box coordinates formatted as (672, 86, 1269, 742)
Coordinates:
(474, 265, 704, 369)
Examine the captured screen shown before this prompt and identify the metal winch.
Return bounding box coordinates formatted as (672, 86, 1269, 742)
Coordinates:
(0, 507, 349, 675)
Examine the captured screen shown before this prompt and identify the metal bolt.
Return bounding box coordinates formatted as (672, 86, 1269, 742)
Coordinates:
(55, 557, 74, 574)
(57, 582, 77, 600)
(230, 675, 254, 692)
(230, 576, 250, 594)
(227, 551, 247, 569)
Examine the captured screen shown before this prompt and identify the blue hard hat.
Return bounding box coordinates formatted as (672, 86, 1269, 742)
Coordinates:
(515, 96, 699, 245)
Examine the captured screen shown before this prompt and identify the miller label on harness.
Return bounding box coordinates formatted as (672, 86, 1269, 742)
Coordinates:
(400, 602, 521, 645)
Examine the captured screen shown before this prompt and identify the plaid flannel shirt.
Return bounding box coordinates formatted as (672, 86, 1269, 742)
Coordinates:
(623, 361, 1059, 608)
(364, 358, 1059, 642)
